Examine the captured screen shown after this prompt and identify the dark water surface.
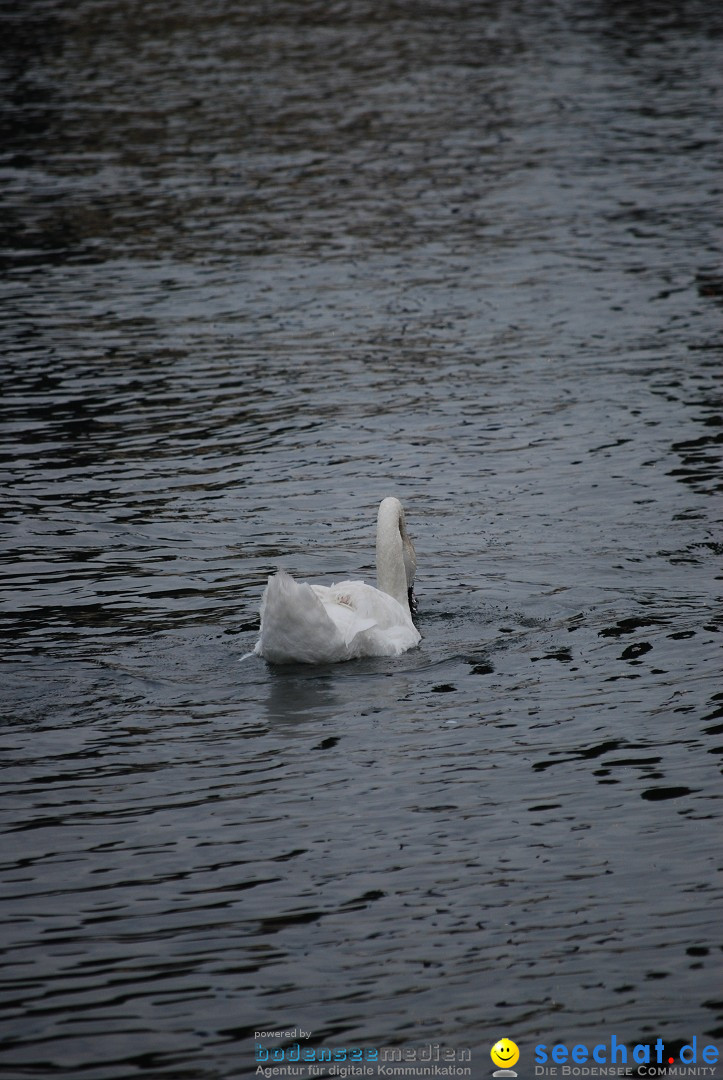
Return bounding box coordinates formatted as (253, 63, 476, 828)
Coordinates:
(1, 1, 722, 1077)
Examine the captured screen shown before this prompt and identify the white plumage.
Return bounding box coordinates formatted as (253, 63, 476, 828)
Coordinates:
(252, 497, 420, 664)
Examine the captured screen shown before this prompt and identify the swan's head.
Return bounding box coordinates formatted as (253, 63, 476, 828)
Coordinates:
(403, 531, 417, 618)
(401, 514, 416, 587)
(377, 496, 417, 615)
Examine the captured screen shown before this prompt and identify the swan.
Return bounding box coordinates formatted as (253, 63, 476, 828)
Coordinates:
(251, 497, 420, 664)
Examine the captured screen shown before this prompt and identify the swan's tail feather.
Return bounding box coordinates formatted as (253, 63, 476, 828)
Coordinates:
(257, 570, 354, 664)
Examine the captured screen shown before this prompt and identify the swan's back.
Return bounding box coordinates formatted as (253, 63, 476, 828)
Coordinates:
(254, 570, 419, 664)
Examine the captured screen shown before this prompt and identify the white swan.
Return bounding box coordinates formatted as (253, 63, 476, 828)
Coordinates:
(252, 497, 420, 664)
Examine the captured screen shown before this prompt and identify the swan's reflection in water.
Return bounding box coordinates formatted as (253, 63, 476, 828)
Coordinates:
(263, 667, 341, 728)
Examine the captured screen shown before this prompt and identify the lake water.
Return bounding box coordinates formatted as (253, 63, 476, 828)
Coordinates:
(1, 1, 721, 1077)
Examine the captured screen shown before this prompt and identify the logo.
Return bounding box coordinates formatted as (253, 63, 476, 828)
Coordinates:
(533, 1036, 720, 1075)
(492, 1038, 520, 1077)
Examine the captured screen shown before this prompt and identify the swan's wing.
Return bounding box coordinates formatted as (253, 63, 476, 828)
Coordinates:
(319, 580, 413, 630)
(310, 583, 378, 646)
(317, 580, 421, 656)
(256, 571, 375, 663)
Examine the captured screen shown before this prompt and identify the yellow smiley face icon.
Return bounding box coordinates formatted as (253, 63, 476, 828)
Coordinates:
(491, 1039, 520, 1070)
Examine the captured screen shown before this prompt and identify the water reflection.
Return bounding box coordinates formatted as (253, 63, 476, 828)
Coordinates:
(264, 670, 342, 728)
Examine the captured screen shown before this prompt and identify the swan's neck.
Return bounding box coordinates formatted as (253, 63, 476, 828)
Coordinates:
(376, 497, 415, 615)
